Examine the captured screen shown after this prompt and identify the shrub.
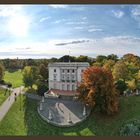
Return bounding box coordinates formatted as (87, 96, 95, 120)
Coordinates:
(119, 119, 140, 136)
(37, 83, 48, 96)
(115, 80, 127, 95)
(0, 80, 5, 84)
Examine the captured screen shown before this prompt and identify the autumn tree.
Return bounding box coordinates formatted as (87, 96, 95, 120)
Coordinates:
(77, 66, 119, 115)
(127, 79, 137, 91)
(122, 53, 138, 65)
(103, 60, 115, 71)
(112, 61, 129, 82)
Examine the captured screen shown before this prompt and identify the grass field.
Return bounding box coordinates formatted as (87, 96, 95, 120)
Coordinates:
(0, 87, 9, 106)
(4, 70, 24, 88)
(0, 95, 140, 136)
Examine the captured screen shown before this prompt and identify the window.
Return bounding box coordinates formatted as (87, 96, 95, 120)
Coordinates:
(54, 69, 56, 72)
(62, 69, 65, 73)
(67, 85, 70, 90)
(62, 74, 65, 79)
(67, 75, 70, 80)
(71, 75, 75, 80)
(72, 85, 75, 91)
(62, 84, 65, 90)
(67, 69, 69, 73)
(61, 74, 65, 82)
(53, 74, 57, 80)
(72, 69, 75, 73)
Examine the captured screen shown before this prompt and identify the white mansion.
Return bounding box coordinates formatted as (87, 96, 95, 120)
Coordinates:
(48, 62, 89, 93)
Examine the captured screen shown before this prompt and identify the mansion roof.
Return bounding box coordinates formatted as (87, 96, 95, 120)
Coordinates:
(48, 62, 89, 67)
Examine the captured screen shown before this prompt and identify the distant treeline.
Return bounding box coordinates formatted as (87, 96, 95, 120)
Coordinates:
(0, 54, 140, 70)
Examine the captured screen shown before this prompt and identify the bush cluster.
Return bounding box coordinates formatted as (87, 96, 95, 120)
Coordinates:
(119, 119, 140, 136)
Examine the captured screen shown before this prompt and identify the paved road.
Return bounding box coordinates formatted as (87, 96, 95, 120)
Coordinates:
(0, 86, 24, 121)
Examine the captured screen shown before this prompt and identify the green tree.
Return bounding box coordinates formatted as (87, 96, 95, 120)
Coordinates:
(96, 55, 107, 64)
(107, 54, 118, 61)
(39, 64, 48, 80)
(115, 80, 128, 95)
(77, 66, 119, 115)
(37, 81, 48, 96)
(32, 66, 40, 82)
(0, 63, 4, 80)
(23, 66, 34, 88)
(58, 55, 75, 62)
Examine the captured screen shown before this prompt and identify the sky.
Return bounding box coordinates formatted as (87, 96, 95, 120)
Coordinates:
(0, 4, 140, 59)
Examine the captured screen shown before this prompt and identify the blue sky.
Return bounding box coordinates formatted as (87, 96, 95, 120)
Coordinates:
(0, 4, 140, 58)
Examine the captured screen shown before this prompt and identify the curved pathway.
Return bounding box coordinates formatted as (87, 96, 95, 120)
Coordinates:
(0, 86, 24, 121)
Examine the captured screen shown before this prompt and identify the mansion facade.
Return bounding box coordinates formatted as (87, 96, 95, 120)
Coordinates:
(48, 62, 89, 91)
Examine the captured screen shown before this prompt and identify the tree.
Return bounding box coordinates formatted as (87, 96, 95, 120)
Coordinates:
(92, 62, 102, 67)
(122, 53, 137, 64)
(26, 59, 36, 66)
(137, 70, 140, 81)
(31, 66, 40, 82)
(112, 61, 129, 81)
(58, 55, 75, 62)
(37, 81, 48, 96)
(0, 63, 4, 80)
(115, 80, 128, 95)
(39, 64, 48, 80)
(23, 66, 34, 88)
(107, 54, 118, 61)
(127, 79, 136, 91)
(96, 55, 107, 63)
(77, 66, 119, 115)
(103, 60, 115, 71)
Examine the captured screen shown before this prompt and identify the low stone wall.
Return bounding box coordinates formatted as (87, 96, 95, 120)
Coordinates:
(37, 105, 91, 127)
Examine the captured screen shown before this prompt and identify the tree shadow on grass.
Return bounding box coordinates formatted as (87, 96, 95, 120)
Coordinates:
(23, 96, 96, 136)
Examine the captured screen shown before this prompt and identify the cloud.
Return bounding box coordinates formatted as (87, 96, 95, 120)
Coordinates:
(131, 6, 140, 26)
(55, 40, 90, 46)
(82, 17, 87, 20)
(53, 20, 61, 24)
(103, 36, 140, 44)
(16, 47, 31, 50)
(0, 5, 22, 17)
(66, 21, 87, 25)
(131, 5, 140, 16)
(112, 10, 124, 18)
(74, 26, 84, 30)
(0, 36, 140, 59)
(88, 28, 103, 32)
(74, 24, 103, 33)
(39, 16, 51, 22)
(48, 5, 68, 9)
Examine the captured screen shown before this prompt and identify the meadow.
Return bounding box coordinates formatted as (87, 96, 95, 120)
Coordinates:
(0, 95, 140, 136)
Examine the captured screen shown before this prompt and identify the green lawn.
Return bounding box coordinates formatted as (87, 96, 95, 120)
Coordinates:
(4, 70, 24, 88)
(0, 87, 10, 106)
(0, 95, 140, 136)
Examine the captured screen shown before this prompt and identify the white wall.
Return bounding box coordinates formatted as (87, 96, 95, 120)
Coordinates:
(48, 64, 88, 90)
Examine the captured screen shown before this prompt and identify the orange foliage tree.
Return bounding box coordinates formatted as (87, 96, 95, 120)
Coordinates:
(77, 66, 119, 115)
